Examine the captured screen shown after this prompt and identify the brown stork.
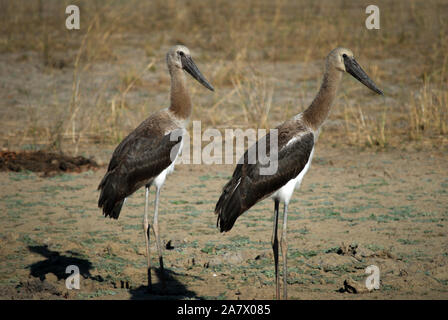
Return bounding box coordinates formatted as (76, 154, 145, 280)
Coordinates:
(215, 48, 383, 299)
(98, 45, 214, 291)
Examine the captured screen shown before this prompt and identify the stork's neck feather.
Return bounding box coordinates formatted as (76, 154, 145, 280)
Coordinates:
(303, 65, 342, 130)
(169, 68, 192, 119)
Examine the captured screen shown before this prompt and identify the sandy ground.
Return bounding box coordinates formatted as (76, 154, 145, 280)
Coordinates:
(0, 30, 447, 300)
(1, 145, 447, 300)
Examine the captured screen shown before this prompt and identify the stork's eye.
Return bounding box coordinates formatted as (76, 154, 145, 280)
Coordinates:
(178, 51, 184, 56)
(342, 54, 347, 58)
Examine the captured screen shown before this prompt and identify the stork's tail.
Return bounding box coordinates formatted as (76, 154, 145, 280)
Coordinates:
(98, 172, 125, 219)
(215, 178, 244, 232)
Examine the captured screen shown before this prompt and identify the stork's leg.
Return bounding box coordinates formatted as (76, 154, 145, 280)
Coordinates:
(280, 203, 289, 299)
(142, 186, 151, 292)
(152, 186, 165, 289)
(271, 199, 280, 300)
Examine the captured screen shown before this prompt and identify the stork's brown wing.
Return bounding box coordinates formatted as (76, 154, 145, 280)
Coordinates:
(215, 131, 314, 232)
(98, 129, 182, 219)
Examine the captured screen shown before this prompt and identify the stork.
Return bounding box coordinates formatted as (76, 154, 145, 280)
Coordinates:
(98, 45, 214, 291)
(215, 48, 383, 299)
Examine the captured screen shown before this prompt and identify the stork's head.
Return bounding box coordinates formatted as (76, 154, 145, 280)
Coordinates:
(327, 47, 383, 95)
(166, 45, 214, 91)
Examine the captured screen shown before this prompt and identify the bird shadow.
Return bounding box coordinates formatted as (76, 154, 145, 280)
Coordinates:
(129, 267, 203, 300)
(27, 245, 201, 299)
(27, 245, 103, 282)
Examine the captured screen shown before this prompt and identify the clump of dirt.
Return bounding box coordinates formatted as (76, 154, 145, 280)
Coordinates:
(0, 150, 100, 176)
(342, 278, 370, 294)
(16, 278, 62, 297)
(333, 242, 397, 260)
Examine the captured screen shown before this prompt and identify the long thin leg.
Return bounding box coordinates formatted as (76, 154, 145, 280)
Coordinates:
(142, 186, 151, 292)
(280, 203, 289, 299)
(271, 199, 280, 300)
(152, 186, 165, 289)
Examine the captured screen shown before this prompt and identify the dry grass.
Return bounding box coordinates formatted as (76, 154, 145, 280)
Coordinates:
(409, 83, 448, 140)
(0, 0, 447, 154)
(349, 104, 391, 148)
(232, 72, 274, 130)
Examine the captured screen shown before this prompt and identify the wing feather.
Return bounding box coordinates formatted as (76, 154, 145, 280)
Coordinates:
(98, 129, 182, 219)
(215, 131, 314, 232)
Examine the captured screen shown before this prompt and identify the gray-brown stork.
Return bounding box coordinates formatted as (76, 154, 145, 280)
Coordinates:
(98, 45, 214, 291)
(215, 48, 383, 299)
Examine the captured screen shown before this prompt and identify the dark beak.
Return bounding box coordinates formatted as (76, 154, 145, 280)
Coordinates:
(343, 56, 383, 95)
(181, 55, 214, 91)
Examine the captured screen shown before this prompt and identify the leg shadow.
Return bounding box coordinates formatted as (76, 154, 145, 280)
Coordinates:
(129, 267, 202, 300)
(28, 245, 201, 299)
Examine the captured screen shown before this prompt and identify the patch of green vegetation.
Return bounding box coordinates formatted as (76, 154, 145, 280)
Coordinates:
(365, 244, 384, 251)
(226, 282, 237, 290)
(181, 206, 202, 217)
(18, 234, 38, 246)
(64, 204, 86, 214)
(343, 203, 379, 214)
(229, 235, 251, 246)
(381, 284, 397, 291)
(0, 277, 21, 287)
(49, 174, 78, 182)
(397, 238, 421, 245)
(388, 206, 415, 218)
(9, 171, 35, 181)
(243, 222, 256, 227)
(199, 175, 212, 181)
(261, 269, 275, 277)
(77, 289, 117, 299)
(347, 178, 388, 192)
(201, 242, 215, 254)
(5, 198, 49, 209)
(324, 246, 341, 254)
(62, 219, 77, 224)
(299, 200, 314, 207)
(87, 231, 103, 237)
(40, 185, 60, 194)
(200, 292, 227, 300)
(415, 216, 439, 223)
(170, 200, 188, 205)
(326, 264, 353, 275)
(123, 224, 141, 230)
(7, 209, 23, 220)
(313, 207, 340, 218)
(81, 237, 106, 246)
(67, 184, 86, 191)
(290, 227, 309, 235)
(95, 254, 132, 276)
(290, 249, 319, 259)
(406, 194, 416, 201)
(191, 184, 206, 188)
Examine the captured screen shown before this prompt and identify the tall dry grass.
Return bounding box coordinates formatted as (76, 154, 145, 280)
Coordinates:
(0, 0, 447, 153)
(409, 83, 448, 140)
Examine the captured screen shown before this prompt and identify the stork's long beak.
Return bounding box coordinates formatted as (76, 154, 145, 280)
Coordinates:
(181, 55, 214, 91)
(343, 56, 383, 95)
